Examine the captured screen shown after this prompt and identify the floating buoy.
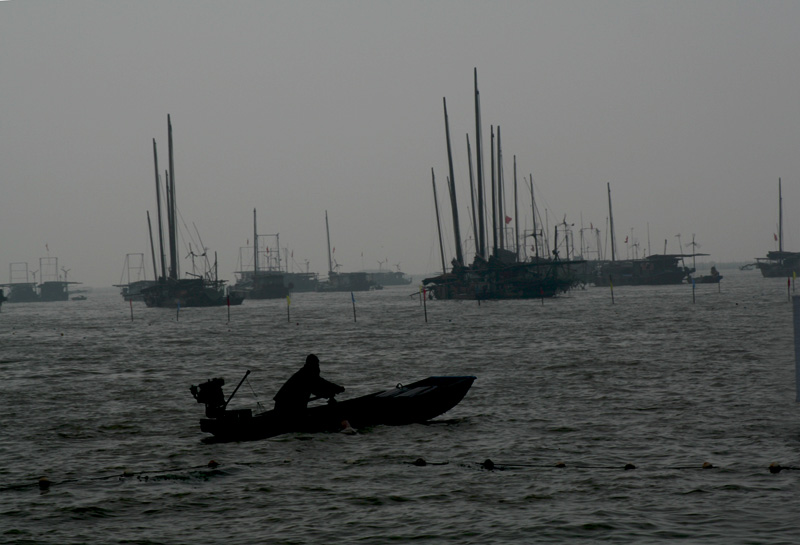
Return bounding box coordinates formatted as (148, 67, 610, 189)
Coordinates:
(555, 461, 566, 468)
(769, 462, 783, 474)
(624, 463, 636, 471)
(481, 459, 495, 470)
(702, 462, 714, 469)
(38, 477, 50, 491)
(412, 458, 427, 467)
(122, 469, 134, 478)
(207, 460, 219, 469)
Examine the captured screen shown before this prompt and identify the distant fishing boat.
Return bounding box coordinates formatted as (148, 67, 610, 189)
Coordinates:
(140, 115, 243, 308)
(422, 72, 582, 300)
(591, 184, 704, 287)
(366, 267, 412, 287)
(114, 253, 156, 302)
(689, 266, 723, 284)
(755, 179, 800, 278)
(317, 210, 379, 292)
(1, 258, 80, 303)
(594, 254, 698, 286)
(231, 209, 290, 300)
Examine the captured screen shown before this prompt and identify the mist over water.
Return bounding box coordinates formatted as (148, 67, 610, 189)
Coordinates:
(2, 269, 800, 543)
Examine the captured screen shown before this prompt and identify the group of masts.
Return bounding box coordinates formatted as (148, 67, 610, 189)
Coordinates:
(435, 69, 556, 271)
(150, 115, 179, 283)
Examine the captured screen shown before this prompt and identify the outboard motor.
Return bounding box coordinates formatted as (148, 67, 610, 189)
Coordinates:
(190, 378, 226, 418)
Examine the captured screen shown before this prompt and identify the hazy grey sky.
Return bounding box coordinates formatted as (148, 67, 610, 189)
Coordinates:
(3, 1, 800, 287)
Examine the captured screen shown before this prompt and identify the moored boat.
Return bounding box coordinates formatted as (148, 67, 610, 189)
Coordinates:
(190, 374, 476, 442)
(317, 211, 379, 292)
(756, 179, 799, 278)
(689, 265, 723, 284)
(142, 115, 241, 308)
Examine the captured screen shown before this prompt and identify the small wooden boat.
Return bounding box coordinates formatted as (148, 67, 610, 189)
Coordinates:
(191, 373, 476, 442)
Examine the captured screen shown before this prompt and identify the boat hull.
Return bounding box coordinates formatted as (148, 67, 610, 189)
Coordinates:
(198, 376, 476, 442)
(141, 278, 244, 308)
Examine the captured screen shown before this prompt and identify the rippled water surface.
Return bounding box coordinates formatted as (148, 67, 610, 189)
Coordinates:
(2, 269, 800, 544)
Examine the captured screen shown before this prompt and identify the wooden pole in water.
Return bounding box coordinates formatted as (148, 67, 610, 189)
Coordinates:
(130, 299, 133, 321)
(227, 295, 231, 323)
(287, 295, 291, 323)
(351, 292, 357, 322)
(176, 302, 180, 321)
(789, 278, 792, 302)
(422, 288, 428, 323)
(692, 277, 696, 304)
(609, 275, 614, 304)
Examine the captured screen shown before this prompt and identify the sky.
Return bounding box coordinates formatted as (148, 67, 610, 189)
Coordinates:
(2, 1, 800, 287)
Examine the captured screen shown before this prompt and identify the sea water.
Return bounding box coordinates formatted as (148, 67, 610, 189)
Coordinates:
(1, 269, 799, 544)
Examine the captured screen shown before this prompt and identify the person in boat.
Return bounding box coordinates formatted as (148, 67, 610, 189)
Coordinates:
(273, 354, 345, 423)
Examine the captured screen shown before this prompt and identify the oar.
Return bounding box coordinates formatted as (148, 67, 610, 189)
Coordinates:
(224, 370, 251, 408)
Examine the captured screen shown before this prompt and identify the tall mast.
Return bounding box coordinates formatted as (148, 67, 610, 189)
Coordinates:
(146, 211, 158, 281)
(607, 183, 617, 262)
(167, 115, 178, 280)
(466, 134, 479, 256)
(779, 177, 784, 252)
(474, 68, 486, 259)
(325, 210, 333, 275)
(276, 234, 281, 272)
(253, 208, 259, 275)
(443, 97, 464, 266)
(490, 126, 497, 256)
(164, 171, 174, 278)
(497, 126, 505, 250)
(432, 169, 447, 274)
(513, 156, 519, 261)
(152, 139, 167, 280)
(529, 174, 538, 259)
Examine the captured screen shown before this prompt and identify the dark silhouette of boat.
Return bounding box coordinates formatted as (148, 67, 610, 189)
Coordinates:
(690, 266, 723, 284)
(2, 259, 80, 302)
(367, 269, 413, 286)
(422, 71, 582, 300)
(190, 373, 475, 442)
(594, 254, 698, 286)
(590, 185, 706, 286)
(755, 179, 799, 278)
(231, 209, 290, 300)
(756, 251, 800, 277)
(114, 253, 156, 301)
(317, 210, 379, 292)
(140, 115, 243, 308)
